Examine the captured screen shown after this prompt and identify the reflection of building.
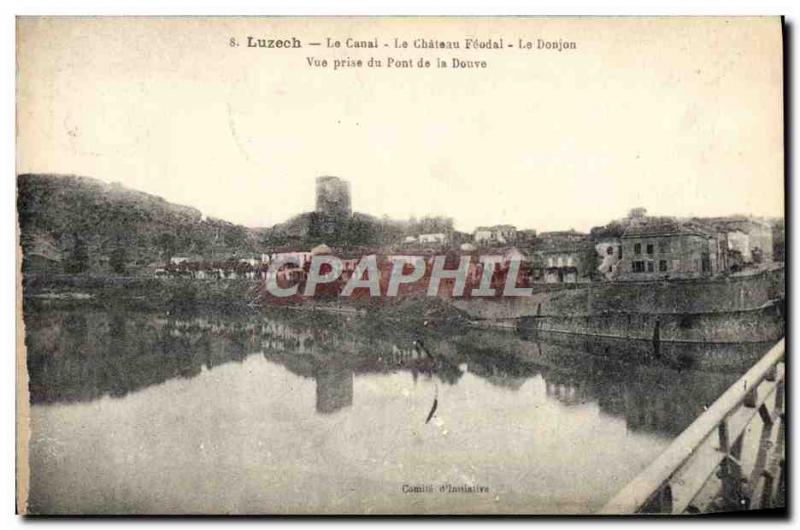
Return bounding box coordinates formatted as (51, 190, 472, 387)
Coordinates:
(315, 366, 354, 414)
(544, 377, 590, 406)
(529, 334, 742, 436)
(483, 375, 527, 391)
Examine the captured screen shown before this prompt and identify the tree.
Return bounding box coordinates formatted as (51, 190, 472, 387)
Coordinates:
(156, 233, 177, 263)
(65, 234, 89, 273)
(224, 225, 248, 249)
(110, 244, 127, 274)
(583, 246, 600, 280)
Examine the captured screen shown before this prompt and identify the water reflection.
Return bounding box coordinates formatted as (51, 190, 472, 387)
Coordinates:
(315, 366, 354, 414)
(23, 305, 755, 438)
(454, 328, 763, 437)
(22, 304, 765, 514)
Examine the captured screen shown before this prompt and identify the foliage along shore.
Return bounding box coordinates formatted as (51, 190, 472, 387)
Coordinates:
(21, 273, 472, 328)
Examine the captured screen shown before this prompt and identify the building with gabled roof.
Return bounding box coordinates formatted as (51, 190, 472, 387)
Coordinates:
(615, 218, 724, 281)
(473, 224, 517, 245)
(694, 216, 774, 264)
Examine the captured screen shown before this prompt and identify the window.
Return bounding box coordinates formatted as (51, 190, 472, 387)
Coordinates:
(632, 261, 645, 273)
(646, 244, 654, 255)
(618, 245, 622, 259)
(647, 261, 654, 272)
(634, 243, 642, 255)
(606, 246, 614, 255)
(658, 239, 670, 253)
(659, 260, 668, 272)
(701, 253, 711, 273)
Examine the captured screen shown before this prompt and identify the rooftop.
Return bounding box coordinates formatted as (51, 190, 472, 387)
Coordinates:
(475, 224, 517, 231)
(621, 218, 713, 239)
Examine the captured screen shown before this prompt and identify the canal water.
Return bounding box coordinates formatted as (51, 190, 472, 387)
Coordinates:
(23, 305, 756, 514)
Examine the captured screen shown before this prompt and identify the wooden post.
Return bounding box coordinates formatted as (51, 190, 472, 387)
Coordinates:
(719, 455, 746, 511)
(718, 420, 729, 453)
(759, 470, 775, 509)
(641, 485, 673, 514)
(659, 485, 673, 514)
(759, 404, 774, 426)
(598, 339, 785, 515)
(765, 364, 777, 382)
(744, 386, 758, 408)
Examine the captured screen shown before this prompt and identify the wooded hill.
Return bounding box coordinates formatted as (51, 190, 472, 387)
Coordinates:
(17, 174, 461, 275)
(17, 174, 259, 275)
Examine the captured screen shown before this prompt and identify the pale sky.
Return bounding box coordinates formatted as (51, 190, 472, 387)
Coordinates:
(17, 17, 784, 232)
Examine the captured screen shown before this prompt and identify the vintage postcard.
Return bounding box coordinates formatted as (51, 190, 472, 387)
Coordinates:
(15, 16, 785, 515)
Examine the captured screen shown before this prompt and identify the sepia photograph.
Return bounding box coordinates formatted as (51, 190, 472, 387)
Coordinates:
(14, 16, 786, 516)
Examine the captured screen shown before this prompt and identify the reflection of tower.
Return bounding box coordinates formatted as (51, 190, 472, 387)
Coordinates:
(315, 176, 352, 217)
(544, 377, 590, 406)
(315, 366, 354, 414)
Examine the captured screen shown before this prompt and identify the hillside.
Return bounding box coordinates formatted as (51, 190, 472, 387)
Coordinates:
(16, 173, 445, 276)
(17, 174, 260, 275)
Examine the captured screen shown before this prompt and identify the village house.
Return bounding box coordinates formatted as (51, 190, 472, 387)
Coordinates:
(262, 247, 313, 268)
(532, 231, 593, 283)
(159, 258, 262, 280)
(697, 217, 774, 265)
(418, 233, 448, 245)
(473, 225, 517, 245)
(330, 247, 363, 282)
(340, 258, 360, 279)
(724, 230, 750, 271)
(538, 243, 594, 283)
(461, 246, 529, 290)
(538, 229, 587, 244)
(516, 229, 538, 245)
(589, 223, 627, 281)
(594, 237, 623, 280)
(616, 219, 723, 281)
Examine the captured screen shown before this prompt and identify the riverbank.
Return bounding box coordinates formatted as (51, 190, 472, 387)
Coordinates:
(20, 274, 478, 350)
(22, 268, 785, 344)
(22, 275, 780, 374)
(22, 274, 261, 313)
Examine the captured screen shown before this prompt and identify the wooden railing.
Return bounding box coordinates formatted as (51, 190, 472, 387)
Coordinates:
(598, 338, 785, 514)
